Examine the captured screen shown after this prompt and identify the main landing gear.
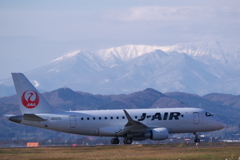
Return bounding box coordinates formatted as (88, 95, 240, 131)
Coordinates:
(111, 137, 120, 144)
(193, 132, 200, 143)
(111, 137, 133, 145)
(123, 137, 132, 144)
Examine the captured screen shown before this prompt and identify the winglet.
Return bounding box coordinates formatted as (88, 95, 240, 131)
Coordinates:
(123, 110, 147, 127)
(117, 110, 148, 135)
(124, 109, 134, 122)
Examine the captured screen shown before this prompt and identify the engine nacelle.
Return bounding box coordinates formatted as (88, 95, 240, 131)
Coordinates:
(145, 128, 169, 140)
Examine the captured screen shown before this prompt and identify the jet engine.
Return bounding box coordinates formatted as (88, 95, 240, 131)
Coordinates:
(145, 128, 169, 140)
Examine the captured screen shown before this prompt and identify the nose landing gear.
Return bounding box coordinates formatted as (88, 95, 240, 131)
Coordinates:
(193, 132, 200, 143)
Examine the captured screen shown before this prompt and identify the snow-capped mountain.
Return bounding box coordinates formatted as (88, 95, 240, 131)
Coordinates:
(1, 41, 240, 97)
(97, 45, 169, 62)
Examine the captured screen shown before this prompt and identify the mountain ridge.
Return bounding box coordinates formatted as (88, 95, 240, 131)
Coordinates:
(1, 88, 239, 141)
(1, 41, 240, 97)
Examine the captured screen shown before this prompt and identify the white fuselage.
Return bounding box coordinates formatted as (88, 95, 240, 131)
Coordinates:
(9, 73, 226, 144)
(20, 108, 225, 137)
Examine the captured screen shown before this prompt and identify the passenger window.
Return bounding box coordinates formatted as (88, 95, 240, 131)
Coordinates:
(111, 117, 113, 119)
(99, 117, 101, 120)
(122, 116, 125, 119)
(87, 117, 90, 120)
(206, 112, 213, 117)
(93, 117, 95, 120)
(81, 117, 84, 120)
(116, 116, 119, 119)
(105, 117, 107, 120)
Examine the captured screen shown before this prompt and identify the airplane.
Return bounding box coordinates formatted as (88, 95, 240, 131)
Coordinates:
(6, 73, 226, 144)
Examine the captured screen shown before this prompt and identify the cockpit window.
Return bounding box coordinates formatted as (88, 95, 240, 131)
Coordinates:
(206, 112, 214, 117)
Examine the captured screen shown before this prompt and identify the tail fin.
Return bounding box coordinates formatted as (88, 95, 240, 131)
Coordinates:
(12, 73, 55, 114)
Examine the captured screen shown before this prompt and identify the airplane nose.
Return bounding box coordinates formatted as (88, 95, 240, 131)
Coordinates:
(220, 122, 226, 129)
(218, 120, 226, 129)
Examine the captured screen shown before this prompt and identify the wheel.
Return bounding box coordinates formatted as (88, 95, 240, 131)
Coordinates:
(123, 138, 132, 144)
(194, 138, 200, 143)
(193, 132, 200, 143)
(111, 138, 120, 144)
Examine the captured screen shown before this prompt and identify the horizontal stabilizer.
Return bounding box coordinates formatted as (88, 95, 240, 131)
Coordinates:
(4, 114, 16, 117)
(23, 114, 47, 121)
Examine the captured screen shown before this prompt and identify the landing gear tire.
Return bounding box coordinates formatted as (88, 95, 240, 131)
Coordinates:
(123, 138, 133, 144)
(193, 132, 200, 143)
(194, 138, 200, 143)
(111, 138, 120, 144)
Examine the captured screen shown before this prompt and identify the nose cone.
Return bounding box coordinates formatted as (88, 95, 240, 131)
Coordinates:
(208, 117, 226, 131)
(205, 115, 226, 132)
(214, 117, 226, 130)
(218, 121, 226, 129)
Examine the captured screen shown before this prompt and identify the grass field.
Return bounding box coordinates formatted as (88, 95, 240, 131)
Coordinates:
(0, 142, 239, 160)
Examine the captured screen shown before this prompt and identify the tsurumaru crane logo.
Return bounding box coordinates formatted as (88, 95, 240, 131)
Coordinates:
(21, 90, 40, 109)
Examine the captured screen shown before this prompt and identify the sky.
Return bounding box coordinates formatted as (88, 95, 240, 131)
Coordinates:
(0, 0, 239, 79)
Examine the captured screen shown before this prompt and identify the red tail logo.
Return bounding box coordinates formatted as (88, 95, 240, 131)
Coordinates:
(21, 90, 40, 109)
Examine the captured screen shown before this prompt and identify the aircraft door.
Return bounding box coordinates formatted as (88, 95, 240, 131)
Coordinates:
(193, 112, 199, 124)
(70, 115, 77, 128)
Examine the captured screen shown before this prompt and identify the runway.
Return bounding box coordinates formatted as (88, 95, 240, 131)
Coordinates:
(0, 142, 239, 160)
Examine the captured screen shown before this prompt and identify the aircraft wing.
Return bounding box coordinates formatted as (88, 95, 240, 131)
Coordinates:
(116, 110, 149, 135)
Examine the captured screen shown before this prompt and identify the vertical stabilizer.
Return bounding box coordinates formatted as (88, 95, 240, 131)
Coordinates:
(12, 73, 55, 114)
